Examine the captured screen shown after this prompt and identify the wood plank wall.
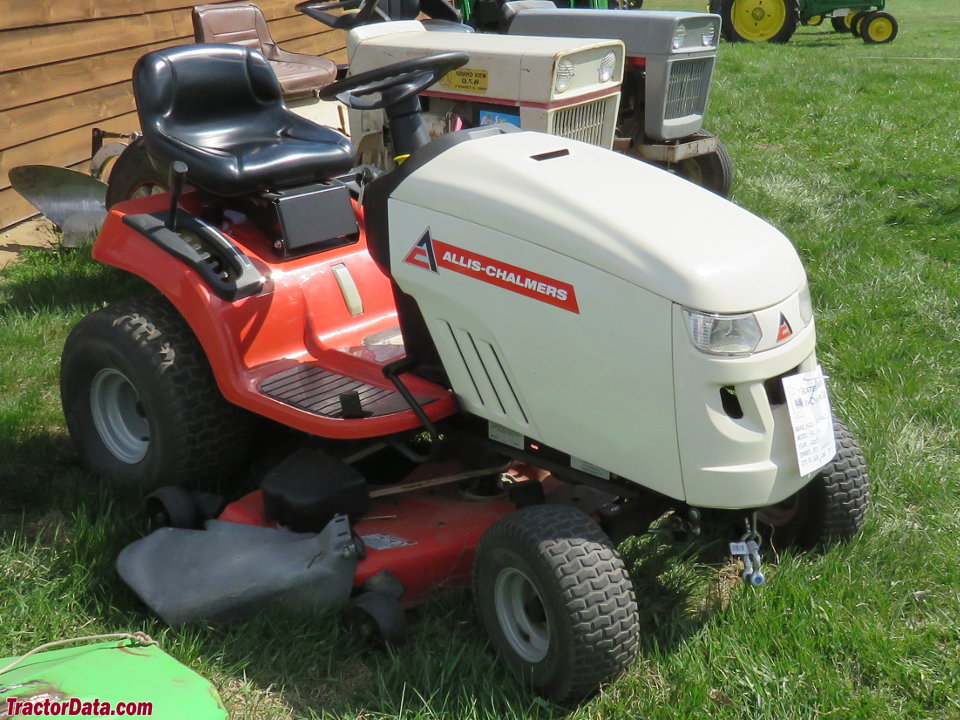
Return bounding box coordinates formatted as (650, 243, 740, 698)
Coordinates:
(0, 0, 347, 229)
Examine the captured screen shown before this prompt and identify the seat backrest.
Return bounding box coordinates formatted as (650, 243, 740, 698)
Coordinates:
(134, 44, 282, 148)
(501, 0, 556, 26)
(192, 2, 278, 57)
(420, 0, 463, 22)
(379, 0, 422, 20)
(379, 0, 462, 21)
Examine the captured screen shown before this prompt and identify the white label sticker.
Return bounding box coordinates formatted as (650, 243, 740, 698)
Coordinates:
(489, 421, 524, 450)
(570, 456, 611, 480)
(782, 366, 837, 476)
(361, 533, 416, 550)
(729, 541, 749, 556)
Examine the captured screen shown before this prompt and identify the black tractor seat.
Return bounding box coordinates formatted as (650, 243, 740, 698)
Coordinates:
(132, 44, 356, 198)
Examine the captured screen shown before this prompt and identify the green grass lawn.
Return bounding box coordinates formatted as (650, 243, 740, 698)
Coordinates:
(2, 0, 959, 717)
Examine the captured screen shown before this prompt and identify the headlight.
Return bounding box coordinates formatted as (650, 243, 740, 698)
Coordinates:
(555, 59, 575, 93)
(701, 24, 717, 46)
(672, 23, 687, 50)
(798, 282, 814, 325)
(598, 51, 617, 83)
(683, 308, 762, 355)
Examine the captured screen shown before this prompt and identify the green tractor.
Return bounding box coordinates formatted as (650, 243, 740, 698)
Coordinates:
(708, 0, 898, 44)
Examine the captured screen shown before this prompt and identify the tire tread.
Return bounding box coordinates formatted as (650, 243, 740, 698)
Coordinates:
(61, 296, 253, 488)
(474, 505, 639, 703)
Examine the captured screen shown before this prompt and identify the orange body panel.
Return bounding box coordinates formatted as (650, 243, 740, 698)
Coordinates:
(93, 192, 458, 439)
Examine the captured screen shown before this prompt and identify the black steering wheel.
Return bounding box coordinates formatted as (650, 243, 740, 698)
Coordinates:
(294, 0, 388, 30)
(318, 52, 469, 111)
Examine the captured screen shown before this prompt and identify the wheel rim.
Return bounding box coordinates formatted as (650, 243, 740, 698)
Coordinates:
(806, 14, 822, 25)
(843, 12, 855, 29)
(673, 158, 704, 186)
(493, 567, 550, 663)
(866, 16, 894, 41)
(90, 368, 150, 464)
(731, 0, 787, 41)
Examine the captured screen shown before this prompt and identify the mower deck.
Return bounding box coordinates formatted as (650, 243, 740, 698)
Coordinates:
(222, 483, 516, 605)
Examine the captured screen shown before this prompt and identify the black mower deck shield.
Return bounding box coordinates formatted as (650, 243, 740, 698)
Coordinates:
(117, 515, 356, 626)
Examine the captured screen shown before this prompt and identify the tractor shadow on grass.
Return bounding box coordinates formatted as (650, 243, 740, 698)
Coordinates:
(0, 245, 152, 319)
(619, 531, 739, 655)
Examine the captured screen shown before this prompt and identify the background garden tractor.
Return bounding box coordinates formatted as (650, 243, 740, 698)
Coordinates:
(709, 0, 898, 44)
(300, 0, 734, 194)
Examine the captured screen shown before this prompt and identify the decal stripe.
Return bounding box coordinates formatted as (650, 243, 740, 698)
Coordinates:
(432, 239, 580, 314)
(421, 86, 618, 111)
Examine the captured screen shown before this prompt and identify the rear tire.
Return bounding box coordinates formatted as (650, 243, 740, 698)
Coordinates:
(61, 297, 253, 490)
(757, 417, 870, 548)
(721, 0, 800, 43)
(474, 505, 639, 703)
(105, 138, 167, 209)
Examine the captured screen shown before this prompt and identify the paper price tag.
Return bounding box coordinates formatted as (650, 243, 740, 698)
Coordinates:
(782, 366, 837, 476)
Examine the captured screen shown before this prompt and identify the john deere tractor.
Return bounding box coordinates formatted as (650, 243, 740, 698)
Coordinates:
(709, 0, 898, 44)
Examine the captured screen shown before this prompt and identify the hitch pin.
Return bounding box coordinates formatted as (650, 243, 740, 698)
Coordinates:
(729, 513, 765, 587)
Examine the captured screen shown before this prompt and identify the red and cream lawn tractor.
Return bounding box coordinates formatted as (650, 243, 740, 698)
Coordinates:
(60, 43, 869, 702)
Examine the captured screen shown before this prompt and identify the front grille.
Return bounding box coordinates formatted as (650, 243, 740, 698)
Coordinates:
(665, 57, 712, 119)
(549, 98, 609, 147)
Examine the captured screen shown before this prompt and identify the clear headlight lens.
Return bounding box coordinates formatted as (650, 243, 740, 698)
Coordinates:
(683, 308, 762, 355)
(672, 23, 687, 50)
(798, 281, 814, 325)
(701, 24, 717, 46)
(555, 59, 575, 93)
(598, 51, 617, 83)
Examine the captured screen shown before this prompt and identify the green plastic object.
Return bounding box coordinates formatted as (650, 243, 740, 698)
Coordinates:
(0, 639, 226, 719)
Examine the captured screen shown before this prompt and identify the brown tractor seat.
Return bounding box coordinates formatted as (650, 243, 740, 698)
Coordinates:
(192, 2, 336, 98)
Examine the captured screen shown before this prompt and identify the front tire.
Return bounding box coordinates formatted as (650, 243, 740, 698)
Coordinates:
(721, 0, 800, 43)
(474, 505, 639, 703)
(665, 132, 734, 198)
(758, 417, 870, 548)
(831, 15, 849, 32)
(61, 297, 253, 490)
(861, 11, 898, 43)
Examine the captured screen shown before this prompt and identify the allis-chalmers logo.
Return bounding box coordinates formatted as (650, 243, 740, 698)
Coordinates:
(403, 229, 580, 314)
(777, 312, 793, 342)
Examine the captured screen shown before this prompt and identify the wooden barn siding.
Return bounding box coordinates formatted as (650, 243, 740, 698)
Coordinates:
(0, 0, 347, 229)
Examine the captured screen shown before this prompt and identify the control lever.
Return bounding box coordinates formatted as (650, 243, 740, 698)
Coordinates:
(166, 161, 188, 231)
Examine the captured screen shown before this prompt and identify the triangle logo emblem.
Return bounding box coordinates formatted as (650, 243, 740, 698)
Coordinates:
(777, 312, 793, 342)
(403, 229, 438, 273)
